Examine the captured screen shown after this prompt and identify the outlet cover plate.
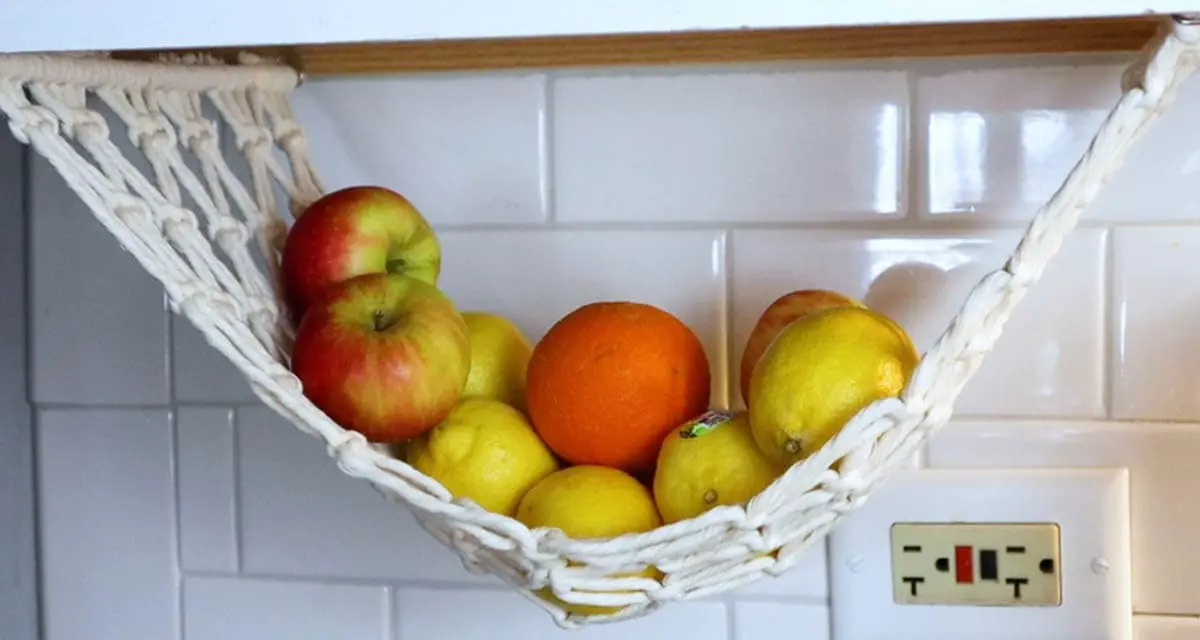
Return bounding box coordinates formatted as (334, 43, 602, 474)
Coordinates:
(829, 468, 1131, 640)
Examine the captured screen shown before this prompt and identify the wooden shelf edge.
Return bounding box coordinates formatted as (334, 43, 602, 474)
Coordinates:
(115, 16, 1166, 76)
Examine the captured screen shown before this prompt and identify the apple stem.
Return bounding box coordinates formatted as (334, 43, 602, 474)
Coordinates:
(386, 257, 406, 274)
(373, 310, 390, 332)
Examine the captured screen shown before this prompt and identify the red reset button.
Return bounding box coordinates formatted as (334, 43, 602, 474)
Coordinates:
(955, 546, 974, 584)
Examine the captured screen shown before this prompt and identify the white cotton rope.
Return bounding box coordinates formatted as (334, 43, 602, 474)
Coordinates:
(1, 17, 1197, 630)
(0, 51, 299, 91)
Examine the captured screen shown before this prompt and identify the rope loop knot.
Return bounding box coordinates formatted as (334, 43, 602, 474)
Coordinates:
(128, 113, 177, 151)
(61, 107, 109, 142)
(177, 118, 219, 155)
(9, 104, 58, 143)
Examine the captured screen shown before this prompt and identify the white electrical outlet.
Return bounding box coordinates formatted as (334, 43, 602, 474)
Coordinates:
(829, 468, 1131, 640)
(890, 522, 1061, 606)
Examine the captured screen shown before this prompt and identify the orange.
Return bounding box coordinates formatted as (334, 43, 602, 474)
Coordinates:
(526, 301, 711, 474)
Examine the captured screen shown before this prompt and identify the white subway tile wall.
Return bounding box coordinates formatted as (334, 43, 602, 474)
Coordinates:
(172, 316, 259, 404)
(917, 62, 1119, 219)
(292, 74, 550, 226)
(30, 152, 170, 406)
(236, 406, 496, 584)
(1111, 227, 1200, 421)
(394, 589, 730, 640)
(36, 409, 178, 640)
(1096, 72, 1200, 221)
(917, 58, 1200, 222)
(553, 67, 906, 222)
(184, 577, 391, 640)
(27, 51, 1200, 639)
(177, 408, 239, 573)
(733, 602, 831, 640)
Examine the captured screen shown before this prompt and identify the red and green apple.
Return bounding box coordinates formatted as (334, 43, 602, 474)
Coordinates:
(739, 289, 864, 402)
(290, 273, 470, 443)
(281, 186, 441, 321)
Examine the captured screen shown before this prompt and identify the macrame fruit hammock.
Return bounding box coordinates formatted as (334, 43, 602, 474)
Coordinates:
(2, 16, 1197, 629)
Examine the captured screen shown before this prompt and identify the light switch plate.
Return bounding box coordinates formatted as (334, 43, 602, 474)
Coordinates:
(829, 468, 1131, 640)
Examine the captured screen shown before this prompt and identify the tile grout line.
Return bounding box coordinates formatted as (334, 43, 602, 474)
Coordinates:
(903, 64, 935, 468)
(822, 536, 836, 622)
(180, 564, 834, 606)
(166, 313, 177, 405)
(21, 143, 47, 640)
(721, 593, 831, 606)
(34, 401, 266, 411)
(177, 577, 188, 640)
(948, 414, 1200, 428)
(231, 407, 245, 574)
(169, 409, 185, 640)
(542, 71, 557, 225)
(901, 66, 921, 223)
(725, 596, 738, 640)
(385, 585, 398, 640)
(427, 216, 1183, 235)
(825, 590, 836, 639)
(30, 412, 47, 639)
(720, 229, 734, 410)
(1133, 611, 1200, 619)
(181, 569, 517, 592)
(166, 238, 183, 638)
(21, 141, 35, 411)
(1103, 226, 1116, 420)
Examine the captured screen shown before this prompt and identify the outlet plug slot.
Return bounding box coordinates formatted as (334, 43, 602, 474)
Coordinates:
(980, 549, 998, 581)
(902, 576, 925, 596)
(1006, 577, 1029, 598)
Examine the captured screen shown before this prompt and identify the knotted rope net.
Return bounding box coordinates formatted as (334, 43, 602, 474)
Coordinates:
(2, 17, 1197, 628)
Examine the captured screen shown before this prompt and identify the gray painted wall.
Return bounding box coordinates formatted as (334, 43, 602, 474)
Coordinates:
(0, 133, 37, 638)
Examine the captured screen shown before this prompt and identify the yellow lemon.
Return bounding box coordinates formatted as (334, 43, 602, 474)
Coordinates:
(515, 466, 662, 616)
(653, 410, 784, 524)
(748, 305, 919, 466)
(406, 398, 558, 516)
(462, 311, 533, 411)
